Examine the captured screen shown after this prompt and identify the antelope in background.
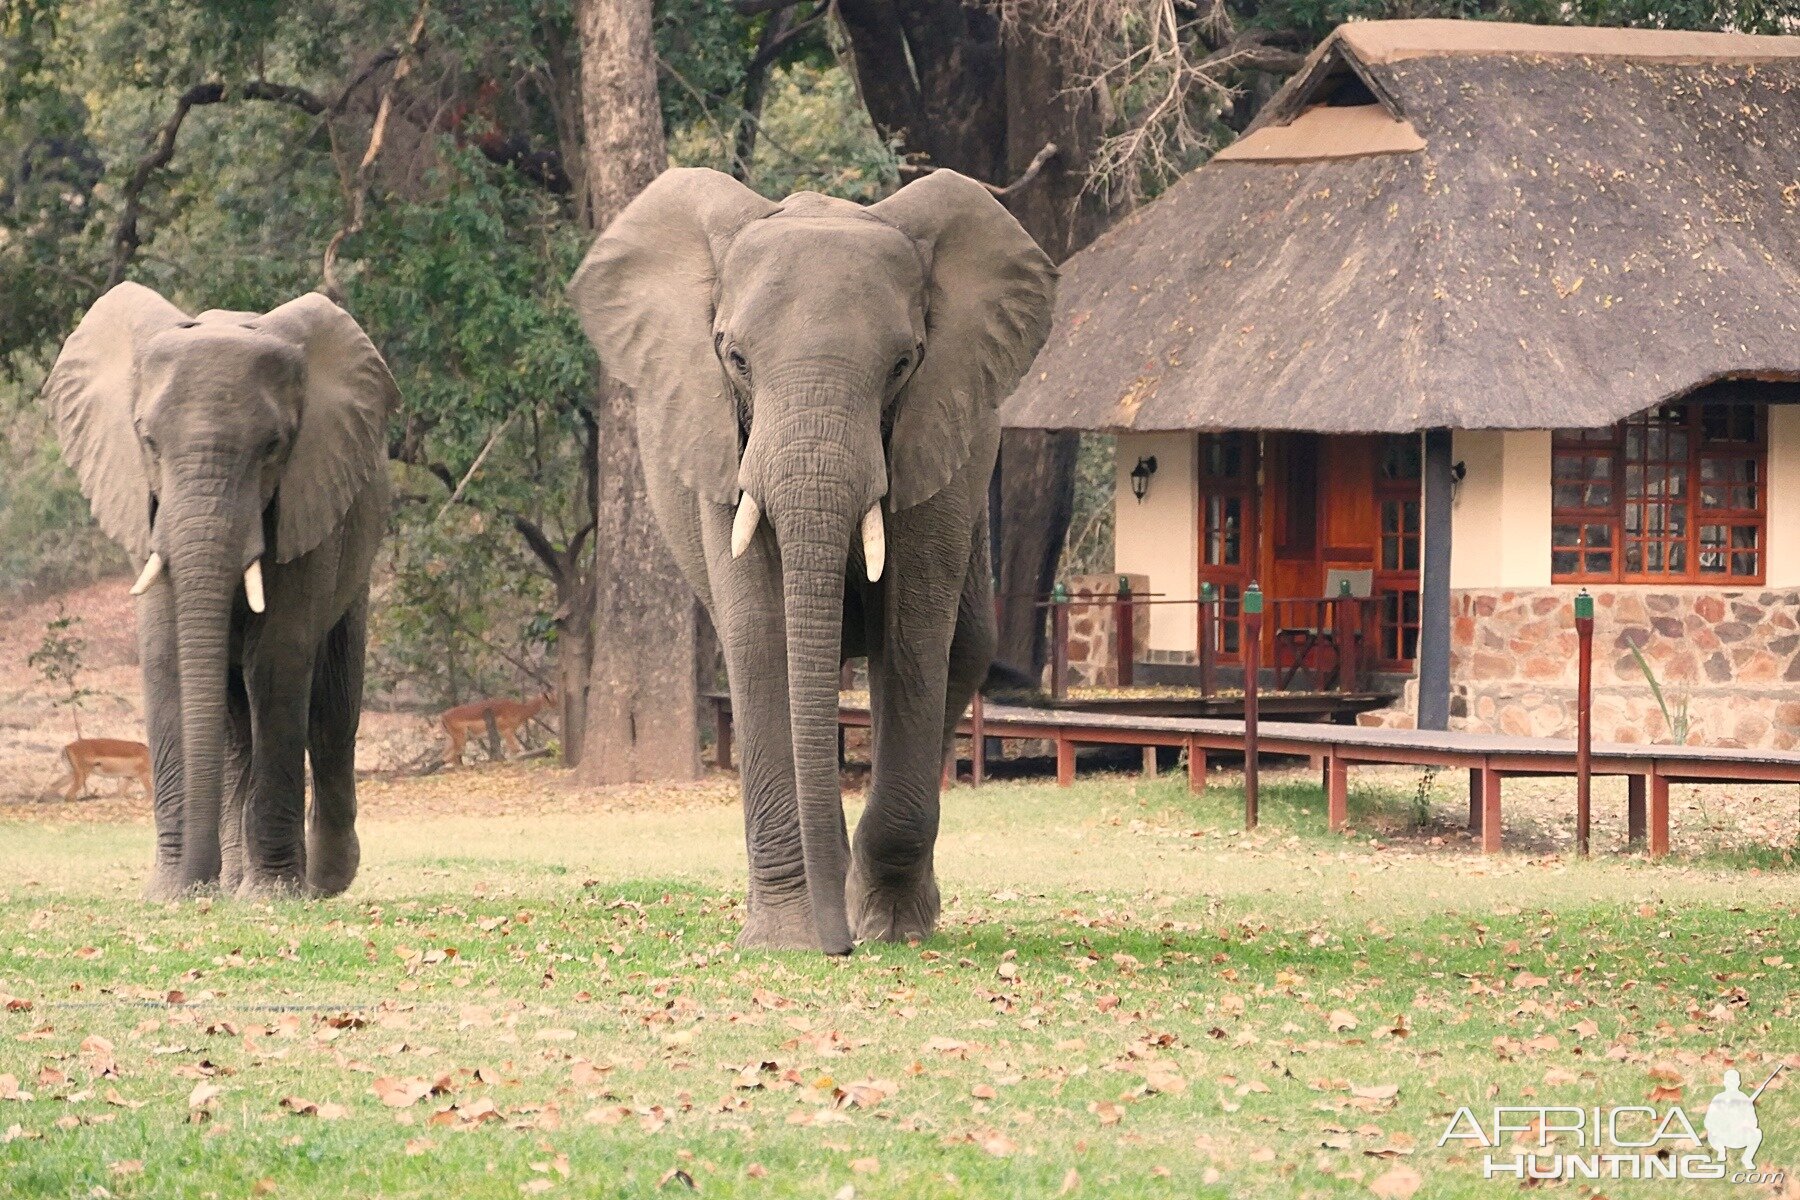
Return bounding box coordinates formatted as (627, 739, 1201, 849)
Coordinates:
(440, 689, 556, 767)
(55, 739, 153, 802)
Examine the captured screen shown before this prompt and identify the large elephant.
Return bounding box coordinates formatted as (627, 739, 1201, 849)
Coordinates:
(45, 283, 396, 900)
(569, 168, 1055, 954)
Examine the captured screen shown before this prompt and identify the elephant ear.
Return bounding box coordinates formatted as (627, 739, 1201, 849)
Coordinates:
(251, 294, 397, 563)
(870, 171, 1056, 512)
(42, 281, 193, 559)
(567, 167, 779, 505)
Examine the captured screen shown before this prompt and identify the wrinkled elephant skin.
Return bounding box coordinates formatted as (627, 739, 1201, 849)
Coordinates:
(44, 283, 397, 900)
(570, 169, 1055, 954)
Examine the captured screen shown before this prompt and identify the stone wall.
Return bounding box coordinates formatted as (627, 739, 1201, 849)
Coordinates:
(1061, 573, 1151, 688)
(1447, 587, 1800, 749)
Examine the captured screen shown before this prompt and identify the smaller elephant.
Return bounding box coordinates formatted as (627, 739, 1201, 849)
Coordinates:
(45, 283, 397, 899)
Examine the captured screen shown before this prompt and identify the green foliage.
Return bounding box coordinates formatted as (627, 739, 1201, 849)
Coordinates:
(28, 604, 96, 738)
(669, 62, 903, 202)
(1061, 433, 1117, 579)
(0, 401, 125, 595)
(371, 497, 556, 708)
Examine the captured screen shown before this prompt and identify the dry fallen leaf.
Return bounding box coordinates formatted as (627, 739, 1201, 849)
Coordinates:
(1327, 1010, 1359, 1032)
(1370, 1164, 1423, 1198)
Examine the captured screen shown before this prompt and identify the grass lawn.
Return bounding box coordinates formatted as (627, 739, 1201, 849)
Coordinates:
(1, 767, 1796, 1198)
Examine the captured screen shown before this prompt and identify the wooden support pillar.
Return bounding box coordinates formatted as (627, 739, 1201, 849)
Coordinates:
(1478, 763, 1502, 854)
(1627, 774, 1647, 849)
(1326, 753, 1349, 831)
(1417, 429, 1454, 731)
(970, 693, 986, 788)
(1186, 739, 1206, 794)
(1647, 770, 1670, 858)
(1142, 745, 1158, 778)
(1467, 768, 1482, 834)
(1056, 734, 1075, 787)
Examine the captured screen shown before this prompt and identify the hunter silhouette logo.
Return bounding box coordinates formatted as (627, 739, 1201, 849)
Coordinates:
(1441, 1061, 1788, 1183)
(1706, 1065, 1783, 1171)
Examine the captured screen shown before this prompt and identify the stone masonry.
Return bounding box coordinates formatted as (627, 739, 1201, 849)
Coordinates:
(1061, 573, 1152, 688)
(1443, 587, 1800, 749)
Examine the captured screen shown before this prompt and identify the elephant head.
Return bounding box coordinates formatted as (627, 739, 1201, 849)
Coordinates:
(569, 168, 1054, 952)
(44, 282, 395, 889)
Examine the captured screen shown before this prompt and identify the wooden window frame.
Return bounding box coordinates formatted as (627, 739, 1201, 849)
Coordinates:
(1552, 403, 1766, 586)
(1373, 434, 1422, 669)
(1195, 432, 1258, 663)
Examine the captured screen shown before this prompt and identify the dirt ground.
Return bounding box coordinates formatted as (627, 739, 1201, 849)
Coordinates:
(0, 577, 447, 804)
(2, 577, 1795, 862)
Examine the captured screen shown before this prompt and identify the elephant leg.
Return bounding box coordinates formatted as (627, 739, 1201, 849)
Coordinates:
(850, 512, 976, 943)
(219, 668, 254, 895)
(700, 504, 815, 949)
(237, 645, 316, 897)
(136, 587, 189, 899)
(306, 601, 366, 897)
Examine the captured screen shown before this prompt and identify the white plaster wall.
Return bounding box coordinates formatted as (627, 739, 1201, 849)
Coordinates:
(1113, 432, 1198, 653)
(1500, 430, 1553, 588)
(1449, 429, 1551, 589)
(1767, 405, 1800, 587)
(1450, 430, 1504, 588)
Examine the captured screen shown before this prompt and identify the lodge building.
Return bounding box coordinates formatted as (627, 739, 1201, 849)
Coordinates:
(1001, 20, 1800, 749)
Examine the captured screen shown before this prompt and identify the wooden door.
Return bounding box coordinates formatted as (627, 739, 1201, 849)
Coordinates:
(1195, 433, 1258, 662)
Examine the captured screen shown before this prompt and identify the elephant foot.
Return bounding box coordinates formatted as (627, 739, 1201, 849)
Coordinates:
(847, 868, 940, 944)
(737, 900, 827, 952)
(143, 870, 204, 902)
(234, 871, 306, 901)
(306, 829, 360, 898)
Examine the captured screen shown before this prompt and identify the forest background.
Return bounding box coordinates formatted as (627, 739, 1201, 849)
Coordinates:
(2, 0, 1786, 772)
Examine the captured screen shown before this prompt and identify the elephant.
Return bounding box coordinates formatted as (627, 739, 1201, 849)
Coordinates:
(44, 282, 397, 900)
(569, 168, 1055, 954)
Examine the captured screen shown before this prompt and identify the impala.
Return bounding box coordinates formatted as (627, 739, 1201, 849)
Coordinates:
(57, 738, 153, 803)
(439, 690, 556, 767)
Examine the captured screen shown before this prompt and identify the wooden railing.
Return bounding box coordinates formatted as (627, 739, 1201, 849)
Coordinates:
(1026, 580, 1385, 701)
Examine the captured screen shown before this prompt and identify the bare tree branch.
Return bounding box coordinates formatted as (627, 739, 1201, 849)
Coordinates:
(432, 411, 517, 522)
(898, 141, 1060, 197)
(320, 0, 431, 301)
(107, 81, 328, 288)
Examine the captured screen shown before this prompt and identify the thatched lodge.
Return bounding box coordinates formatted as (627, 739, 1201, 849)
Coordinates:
(1002, 19, 1800, 748)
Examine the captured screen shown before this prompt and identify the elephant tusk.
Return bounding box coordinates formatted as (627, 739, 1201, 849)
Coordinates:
(731, 493, 762, 559)
(861, 505, 885, 583)
(243, 560, 266, 614)
(129, 553, 164, 595)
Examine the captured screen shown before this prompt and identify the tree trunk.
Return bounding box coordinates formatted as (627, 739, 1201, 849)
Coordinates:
(573, 0, 701, 782)
(836, 1, 1122, 674)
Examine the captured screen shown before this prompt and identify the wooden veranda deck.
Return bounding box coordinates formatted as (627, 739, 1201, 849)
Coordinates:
(705, 695, 1800, 858)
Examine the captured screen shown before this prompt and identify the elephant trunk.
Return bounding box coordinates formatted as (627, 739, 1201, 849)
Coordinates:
(757, 411, 880, 956)
(162, 485, 243, 890)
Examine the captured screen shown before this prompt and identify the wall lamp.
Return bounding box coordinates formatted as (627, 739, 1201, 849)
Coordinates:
(1130, 455, 1158, 503)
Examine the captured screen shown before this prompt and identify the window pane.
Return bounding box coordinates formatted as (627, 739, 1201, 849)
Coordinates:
(1553, 550, 1579, 575)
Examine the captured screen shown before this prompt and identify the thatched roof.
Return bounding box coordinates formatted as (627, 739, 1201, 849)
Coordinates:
(1000, 19, 1800, 434)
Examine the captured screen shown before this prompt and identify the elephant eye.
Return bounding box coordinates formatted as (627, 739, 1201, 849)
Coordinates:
(890, 355, 911, 381)
(726, 348, 750, 378)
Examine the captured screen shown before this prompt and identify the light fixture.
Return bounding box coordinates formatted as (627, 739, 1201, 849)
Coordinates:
(1130, 455, 1158, 503)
